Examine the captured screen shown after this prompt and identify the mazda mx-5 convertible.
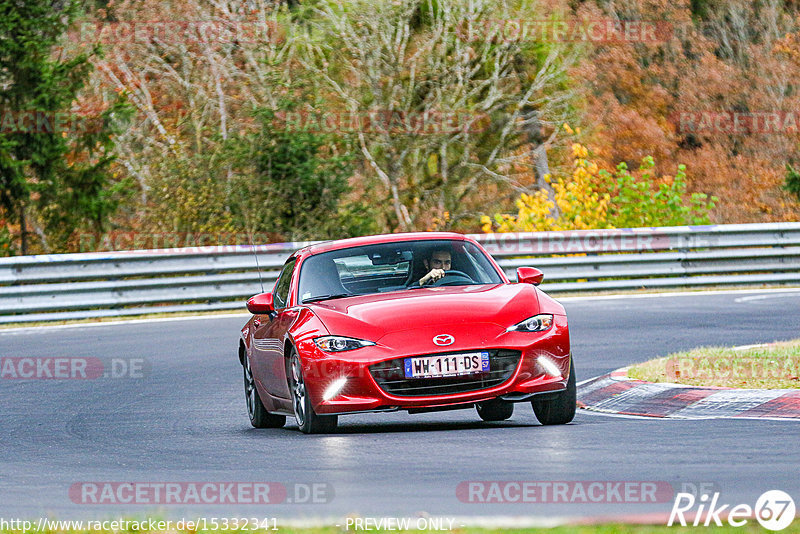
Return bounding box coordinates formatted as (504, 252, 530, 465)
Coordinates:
(238, 232, 575, 433)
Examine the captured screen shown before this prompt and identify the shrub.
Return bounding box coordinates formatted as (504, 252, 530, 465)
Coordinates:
(602, 157, 716, 228)
(785, 163, 800, 202)
(482, 138, 717, 233)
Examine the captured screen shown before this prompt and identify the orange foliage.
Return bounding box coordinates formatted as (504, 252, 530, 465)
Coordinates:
(571, 0, 800, 223)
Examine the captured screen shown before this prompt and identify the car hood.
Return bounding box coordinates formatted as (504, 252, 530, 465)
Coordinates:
(306, 284, 542, 341)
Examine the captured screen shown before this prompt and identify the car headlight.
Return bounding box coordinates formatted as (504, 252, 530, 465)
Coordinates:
(507, 314, 554, 332)
(314, 336, 375, 352)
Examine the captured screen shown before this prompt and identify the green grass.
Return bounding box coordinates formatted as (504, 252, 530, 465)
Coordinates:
(6, 525, 800, 534)
(274, 527, 792, 534)
(455, 527, 786, 533)
(4, 526, 800, 534)
(628, 339, 800, 389)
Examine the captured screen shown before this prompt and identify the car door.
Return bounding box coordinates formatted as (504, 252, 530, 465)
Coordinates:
(251, 257, 298, 400)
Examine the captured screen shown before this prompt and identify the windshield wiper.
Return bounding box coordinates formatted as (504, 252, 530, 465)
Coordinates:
(302, 293, 353, 304)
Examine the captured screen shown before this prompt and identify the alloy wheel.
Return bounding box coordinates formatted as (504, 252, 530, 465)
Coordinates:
(244, 355, 257, 419)
(291, 355, 306, 427)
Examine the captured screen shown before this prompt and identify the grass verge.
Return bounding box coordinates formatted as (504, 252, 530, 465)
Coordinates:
(3, 526, 800, 534)
(627, 339, 800, 389)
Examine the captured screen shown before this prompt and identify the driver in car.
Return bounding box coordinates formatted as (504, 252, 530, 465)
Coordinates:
(418, 249, 452, 285)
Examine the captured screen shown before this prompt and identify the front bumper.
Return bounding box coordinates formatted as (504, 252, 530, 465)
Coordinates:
(296, 316, 571, 415)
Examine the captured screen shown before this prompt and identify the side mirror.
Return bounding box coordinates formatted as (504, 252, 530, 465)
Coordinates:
(516, 267, 544, 286)
(246, 293, 274, 314)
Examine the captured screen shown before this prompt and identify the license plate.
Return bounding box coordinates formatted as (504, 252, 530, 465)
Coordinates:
(404, 352, 490, 379)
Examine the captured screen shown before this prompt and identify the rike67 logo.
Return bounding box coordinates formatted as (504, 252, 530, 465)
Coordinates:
(668, 490, 795, 531)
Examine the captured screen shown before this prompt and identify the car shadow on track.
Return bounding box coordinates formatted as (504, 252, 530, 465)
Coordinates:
(240, 420, 549, 436)
(333, 422, 539, 434)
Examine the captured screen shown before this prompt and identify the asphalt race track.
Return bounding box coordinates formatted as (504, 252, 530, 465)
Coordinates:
(1, 289, 799, 521)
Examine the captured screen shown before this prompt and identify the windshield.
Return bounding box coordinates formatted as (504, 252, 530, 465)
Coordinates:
(297, 239, 503, 303)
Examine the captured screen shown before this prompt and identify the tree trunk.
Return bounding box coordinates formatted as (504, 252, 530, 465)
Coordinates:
(19, 204, 27, 255)
(526, 111, 560, 219)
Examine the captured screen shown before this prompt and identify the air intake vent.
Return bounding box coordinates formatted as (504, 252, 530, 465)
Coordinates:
(369, 350, 521, 397)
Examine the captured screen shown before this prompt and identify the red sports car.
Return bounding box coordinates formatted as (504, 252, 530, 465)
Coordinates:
(238, 232, 575, 433)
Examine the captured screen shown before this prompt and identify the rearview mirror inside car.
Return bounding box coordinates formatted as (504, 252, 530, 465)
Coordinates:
(370, 249, 412, 265)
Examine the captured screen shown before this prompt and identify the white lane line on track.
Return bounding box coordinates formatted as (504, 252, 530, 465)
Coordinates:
(2, 286, 798, 334)
(0, 313, 250, 336)
(578, 409, 674, 420)
(560, 286, 800, 302)
(734, 289, 800, 302)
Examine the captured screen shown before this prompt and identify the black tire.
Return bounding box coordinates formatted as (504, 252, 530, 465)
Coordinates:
(532, 361, 576, 425)
(289, 350, 338, 434)
(243, 353, 286, 428)
(476, 399, 514, 421)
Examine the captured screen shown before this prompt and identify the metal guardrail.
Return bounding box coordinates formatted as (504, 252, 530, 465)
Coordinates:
(0, 223, 798, 324)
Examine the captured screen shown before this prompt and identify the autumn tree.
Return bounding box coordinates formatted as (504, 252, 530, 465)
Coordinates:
(572, 0, 800, 223)
(0, 0, 129, 254)
(295, 0, 577, 232)
(225, 104, 380, 240)
(85, 0, 299, 237)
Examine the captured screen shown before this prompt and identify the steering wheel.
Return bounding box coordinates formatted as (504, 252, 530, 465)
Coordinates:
(431, 270, 474, 287)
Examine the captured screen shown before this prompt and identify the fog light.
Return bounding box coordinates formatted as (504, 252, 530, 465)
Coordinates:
(322, 377, 348, 401)
(537, 356, 562, 378)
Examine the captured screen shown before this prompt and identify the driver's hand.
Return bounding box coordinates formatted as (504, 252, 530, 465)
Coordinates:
(420, 269, 446, 286)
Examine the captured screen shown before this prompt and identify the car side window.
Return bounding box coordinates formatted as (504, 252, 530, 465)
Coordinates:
(272, 258, 297, 310)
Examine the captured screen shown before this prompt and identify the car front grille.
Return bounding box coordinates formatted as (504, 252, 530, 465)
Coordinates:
(368, 349, 521, 397)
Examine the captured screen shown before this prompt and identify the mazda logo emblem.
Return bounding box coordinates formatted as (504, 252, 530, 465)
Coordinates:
(432, 334, 455, 346)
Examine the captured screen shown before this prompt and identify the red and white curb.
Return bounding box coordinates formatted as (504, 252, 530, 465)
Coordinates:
(577, 368, 800, 420)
